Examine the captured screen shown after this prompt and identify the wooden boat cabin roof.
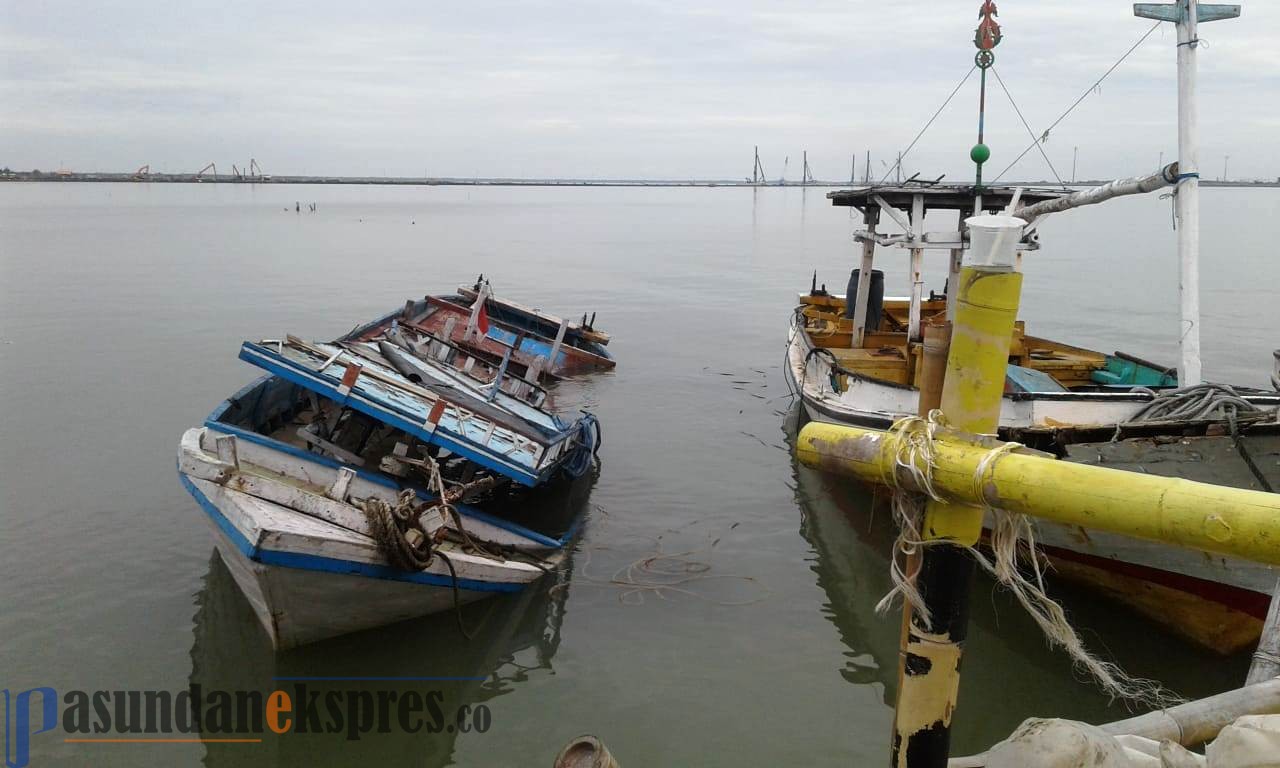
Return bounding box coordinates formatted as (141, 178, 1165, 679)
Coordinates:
(827, 184, 1066, 213)
(803, 184, 1083, 392)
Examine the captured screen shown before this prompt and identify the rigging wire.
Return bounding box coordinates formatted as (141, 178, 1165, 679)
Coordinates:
(990, 66, 1069, 189)
(992, 21, 1163, 183)
(880, 65, 978, 184)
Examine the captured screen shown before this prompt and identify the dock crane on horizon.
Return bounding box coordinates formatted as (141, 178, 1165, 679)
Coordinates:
(230, 159, 268, 182)
(196, 162, 217, 181)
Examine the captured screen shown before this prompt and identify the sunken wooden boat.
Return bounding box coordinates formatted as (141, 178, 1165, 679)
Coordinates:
(786, 183, 1280, 653)
(177, 287, 608, 649)
(344, 278, 614, 382)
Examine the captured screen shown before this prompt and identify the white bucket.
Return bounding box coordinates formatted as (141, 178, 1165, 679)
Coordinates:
(965, 214, 1027, 270)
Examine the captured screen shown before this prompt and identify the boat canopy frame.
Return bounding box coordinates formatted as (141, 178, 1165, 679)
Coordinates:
(827, 184, 1066, 347)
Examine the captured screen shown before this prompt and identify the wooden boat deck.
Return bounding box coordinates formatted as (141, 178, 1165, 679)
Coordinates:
(800, 293, 1119, 392)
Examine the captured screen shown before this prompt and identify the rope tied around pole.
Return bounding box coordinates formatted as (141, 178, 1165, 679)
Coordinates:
(873, 412, 948, 626)
(873, 411, 1182, 705)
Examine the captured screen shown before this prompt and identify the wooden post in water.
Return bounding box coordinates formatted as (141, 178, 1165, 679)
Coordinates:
(893, 319, 953, 743)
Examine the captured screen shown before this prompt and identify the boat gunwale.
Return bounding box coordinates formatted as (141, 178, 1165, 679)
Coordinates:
(239, 341, 562, 487)
(202, 376, 574, 549)
(789, 309, 1280, 407)
(180, 471, 528, 593)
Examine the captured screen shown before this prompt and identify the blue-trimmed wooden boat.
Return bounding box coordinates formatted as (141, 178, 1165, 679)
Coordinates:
(177, 288, 607, 649)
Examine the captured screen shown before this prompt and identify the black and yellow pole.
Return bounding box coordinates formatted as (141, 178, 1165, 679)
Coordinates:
(884, 6, 1012, 766)
(888, 260, 1023, 768)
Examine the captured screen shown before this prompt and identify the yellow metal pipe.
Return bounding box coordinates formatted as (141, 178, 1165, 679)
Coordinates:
(796, 421, 1280, 567)
(938, 269, 1023, 433)
(923, 268, 1023, 546)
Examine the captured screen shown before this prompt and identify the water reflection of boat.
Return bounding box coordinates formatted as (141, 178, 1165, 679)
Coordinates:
(784, 404, 1247, 753)
(189, 531, 572, 767)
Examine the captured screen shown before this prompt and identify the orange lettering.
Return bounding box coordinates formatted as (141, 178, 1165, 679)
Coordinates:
(266, 690, 292, 734)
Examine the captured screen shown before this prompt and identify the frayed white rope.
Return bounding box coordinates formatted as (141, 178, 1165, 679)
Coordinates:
(873, 411, 949, 627)
(875, 411, 1182, 706)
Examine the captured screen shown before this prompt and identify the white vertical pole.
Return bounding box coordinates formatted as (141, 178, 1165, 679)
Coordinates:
(907, 194, 925, 342)
(465, 282, 490, 341)
(851, 219, 877, 349)
(1176, 0, 1203, 386)
(547, 319, 568, 371)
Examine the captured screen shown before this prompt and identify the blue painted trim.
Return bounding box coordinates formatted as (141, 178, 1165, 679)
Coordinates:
(433, 500, 561, 549)
(555, 513, 586, 547)
(202, 374, 571, 548)
(238, 343, 546, 487)
(199, 421, 564, 548)
(207, 374, 275, 423)
(205, 381, 568, 548)
(177, 470, 523, 593)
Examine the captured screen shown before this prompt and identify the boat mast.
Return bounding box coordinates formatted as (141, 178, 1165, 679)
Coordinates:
(971, 1, 1000, 213)
(1134, 0, 1239, 386)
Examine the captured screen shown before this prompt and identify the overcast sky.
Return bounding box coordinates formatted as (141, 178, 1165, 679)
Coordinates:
(3, 1, 1276, 180)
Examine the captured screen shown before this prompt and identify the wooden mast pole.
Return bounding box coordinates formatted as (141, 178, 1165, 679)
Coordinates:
(1135, 0, 1240, 386)
(1176, 0, 1203, 386)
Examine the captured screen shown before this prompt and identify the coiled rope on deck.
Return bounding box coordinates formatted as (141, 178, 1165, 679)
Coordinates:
(875, 411, 1179, 705)
(358, 458, 481, 639)
(361, 489, 437, 571)
(1123, 382, 1271, 426)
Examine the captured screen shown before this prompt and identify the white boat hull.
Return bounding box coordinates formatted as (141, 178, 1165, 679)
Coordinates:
(178, 426, 562, 650)
(187, 477, 498, 649)
(787, 319, 1166, 431)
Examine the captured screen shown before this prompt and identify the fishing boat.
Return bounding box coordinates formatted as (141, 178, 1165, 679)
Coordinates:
(177, 287, 607, 649)
(351, 277, 615, 382)
(787, 184, 1280, 441)
(786, 3, 1280, 653)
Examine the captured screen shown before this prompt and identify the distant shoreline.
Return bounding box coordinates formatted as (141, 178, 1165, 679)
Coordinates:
(3, 172, 1277, 189)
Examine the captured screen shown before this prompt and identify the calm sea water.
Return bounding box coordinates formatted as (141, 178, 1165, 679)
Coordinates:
(1, 183, 1276, 766)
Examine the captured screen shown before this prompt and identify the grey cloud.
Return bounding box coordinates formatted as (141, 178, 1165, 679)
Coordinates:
(1, 1, 1275, 180)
